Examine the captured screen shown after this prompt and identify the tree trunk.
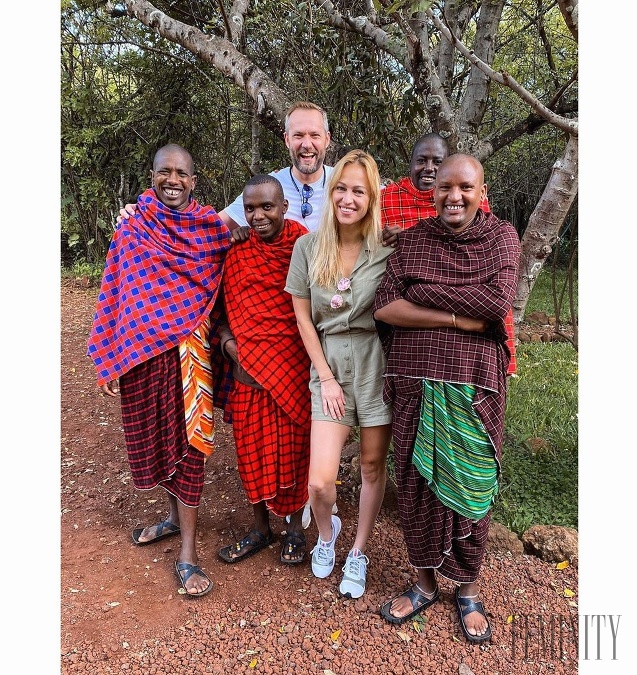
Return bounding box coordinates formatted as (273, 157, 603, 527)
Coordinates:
(512, 134, 578, 324)
(250, 107, 262, 176)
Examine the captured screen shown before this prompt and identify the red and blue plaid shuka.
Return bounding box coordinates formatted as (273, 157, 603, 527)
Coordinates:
(87, 188, 232, 388)
(381, 177, 517, 375)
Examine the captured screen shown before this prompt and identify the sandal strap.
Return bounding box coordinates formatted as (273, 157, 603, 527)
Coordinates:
(406, 584, 439, 608)
(283, 533, 305, 550)
(414, 583, 438, 599)
(156, 519, 179, 535)
(236, 528, 271, 551)
(176, 561, 204, 583)
(457, 595, 486, 617)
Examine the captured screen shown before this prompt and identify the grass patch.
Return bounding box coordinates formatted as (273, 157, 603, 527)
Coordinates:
(61, 261, 104, 286)
(492, 342, 578, 534)
(523, 266, 578, 322)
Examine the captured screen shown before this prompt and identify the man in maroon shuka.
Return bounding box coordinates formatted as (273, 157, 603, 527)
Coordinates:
(374, 154, 520, 643)
(381, 133, 517, 375)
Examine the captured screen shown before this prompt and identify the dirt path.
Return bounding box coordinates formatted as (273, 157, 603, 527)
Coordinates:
(60, 280, 578, 674)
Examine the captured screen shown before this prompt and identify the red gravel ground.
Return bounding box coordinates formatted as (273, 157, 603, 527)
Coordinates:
(60, 281, 579, 674)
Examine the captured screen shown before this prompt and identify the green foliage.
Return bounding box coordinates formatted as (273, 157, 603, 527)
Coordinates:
(61, 2, 249, 265)
(61, 260, 105, 286)
(61, 1, 577, 268)
(482, 1, 576, 236)
(493, 342, 578, 534)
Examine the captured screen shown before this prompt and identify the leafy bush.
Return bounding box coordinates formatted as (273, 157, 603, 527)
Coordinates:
(61, 260, 105, 286)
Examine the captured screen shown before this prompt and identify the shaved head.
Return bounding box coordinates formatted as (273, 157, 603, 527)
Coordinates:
(436, 154, 484, 184)
(153, 144, 194, 175)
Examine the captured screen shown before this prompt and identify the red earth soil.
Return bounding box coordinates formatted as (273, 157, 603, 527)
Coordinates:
(60, 280, 579, 674)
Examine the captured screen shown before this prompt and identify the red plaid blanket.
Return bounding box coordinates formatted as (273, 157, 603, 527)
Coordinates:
(88, 188, 232, 385)
(222, 219, 311, 427)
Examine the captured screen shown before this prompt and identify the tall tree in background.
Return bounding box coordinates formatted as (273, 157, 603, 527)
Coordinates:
(62, 0, 577, 324)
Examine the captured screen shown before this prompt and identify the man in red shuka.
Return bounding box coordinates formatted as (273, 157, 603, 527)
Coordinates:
(217, 175, 312, 566)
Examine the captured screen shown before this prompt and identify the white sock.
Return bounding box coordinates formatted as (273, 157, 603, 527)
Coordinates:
(320, 523, 336, 547)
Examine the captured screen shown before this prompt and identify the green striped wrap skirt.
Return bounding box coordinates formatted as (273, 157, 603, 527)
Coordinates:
(412, 379, 498, 521)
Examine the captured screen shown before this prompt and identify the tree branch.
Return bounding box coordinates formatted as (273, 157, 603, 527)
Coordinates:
(426, 4, 578, 136)
(557, 0, 578, 41)
(228, 0, 249, 45)
(123, 0, 290, 136)
(316, 0, 407, 62)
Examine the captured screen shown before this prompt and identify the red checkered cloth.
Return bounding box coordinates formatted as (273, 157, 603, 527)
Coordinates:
(381, 179, 517, 374)
(230, 381, 311, 517)
(381, 177, 435, 229)
(222, 219, 312, 427)
(381, 177, 491, 229)
(87, 188, 232, 386)
(373, 210, 520, 453)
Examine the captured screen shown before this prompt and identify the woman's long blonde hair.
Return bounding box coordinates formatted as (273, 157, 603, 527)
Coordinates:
(308, 150, 382, 289)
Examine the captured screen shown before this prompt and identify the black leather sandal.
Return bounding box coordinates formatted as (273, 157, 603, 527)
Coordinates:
(379, 583, 440, 624)
(280, 532, 306, 564)
(455, 587, 493, 643)
(218, 528, 274, 563)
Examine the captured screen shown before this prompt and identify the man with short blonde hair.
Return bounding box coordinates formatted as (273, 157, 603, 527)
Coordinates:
(219, 101, 334, 232)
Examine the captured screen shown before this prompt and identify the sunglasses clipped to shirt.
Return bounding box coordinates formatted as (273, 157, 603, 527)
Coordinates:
(300, 184, 313, 218)
(290, 167, 326, 220)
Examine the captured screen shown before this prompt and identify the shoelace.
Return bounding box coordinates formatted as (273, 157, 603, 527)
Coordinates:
(343, 554, 369, 578)
(313, 542, 335, 565)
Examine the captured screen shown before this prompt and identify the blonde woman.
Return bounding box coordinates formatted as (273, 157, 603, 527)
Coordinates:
(285, 150, 393, 599)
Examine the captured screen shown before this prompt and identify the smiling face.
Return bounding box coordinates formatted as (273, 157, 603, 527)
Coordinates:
(151, 146, 196, 211)
(434, 154, 487, 233)
(331, 162, 371, 228)
(409, 136, 449, 191)
(242, 181, 288, 243)
(284, 108, 331, 181)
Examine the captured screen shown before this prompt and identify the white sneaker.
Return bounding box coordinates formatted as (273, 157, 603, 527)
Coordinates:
(286, 501, 338, 530)
(302, 503, 312, 529)
(339, 549, 369, 599)
(310, 515, 342, 578)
